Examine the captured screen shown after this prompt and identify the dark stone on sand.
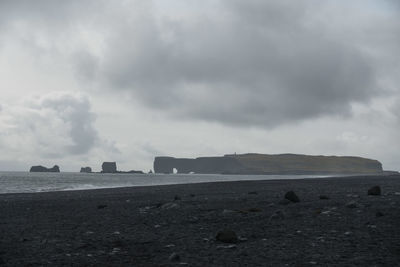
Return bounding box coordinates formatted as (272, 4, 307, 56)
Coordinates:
(216, 230, 239, 243)
(376, 211, 384, 217)
(368, 186, 381, 196)
(161, 202, 180, 209)
(248, 191, 258, 195)
(285, 191, 300, 203)
(345, 201, 357, 208)
(174, 195, 181, 201)
(101, 162, 117, 173)
(168, 252, 180, 262)
(30, 165, 60, 172)
(97, 204, 107, 209)
(278, 199, 291, 205)
(80, 167, 92, 173)
(319, 195, 330, 200)
(269, 210, 285, 220)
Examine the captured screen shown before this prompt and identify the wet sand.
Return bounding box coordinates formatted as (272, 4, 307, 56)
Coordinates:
(1, 175, 400, 266)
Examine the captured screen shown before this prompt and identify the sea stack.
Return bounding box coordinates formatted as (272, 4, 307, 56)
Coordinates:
(101, 162, 117, 173)
(30, 165, 60, 173)
(80, 167, 92, 173)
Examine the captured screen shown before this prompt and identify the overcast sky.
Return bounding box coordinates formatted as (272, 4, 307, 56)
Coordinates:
(0, 0, 399, 172)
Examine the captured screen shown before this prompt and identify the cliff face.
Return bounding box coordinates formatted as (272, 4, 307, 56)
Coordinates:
(154, 156, 243, 174)
(30, 165, 60, 172)
(101, 162, 117, 173)
(153, 154, 383, 175)
(80, 167, 92, 173)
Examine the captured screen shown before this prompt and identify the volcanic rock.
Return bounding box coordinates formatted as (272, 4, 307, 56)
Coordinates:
(285, 191, 300, 203)
(269, 210, 285, 220)
(368, 186, 381, 196)
(101, 162, 117, 173)
(216, 230, 239, 243)
(29, 165, 60, 172)
(168, 252, 180, 262)
(80, 167, 92, 173)
(376, 211, 384, 217)
(345, 201, 357, 208)
(153, 153, 383, 174)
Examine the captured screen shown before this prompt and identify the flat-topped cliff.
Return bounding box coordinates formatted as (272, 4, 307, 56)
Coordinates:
(154, 153, 383, 175)
(29, 165, 60, 173)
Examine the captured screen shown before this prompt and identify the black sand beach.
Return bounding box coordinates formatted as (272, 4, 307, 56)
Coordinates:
(1, 175, 400, 266)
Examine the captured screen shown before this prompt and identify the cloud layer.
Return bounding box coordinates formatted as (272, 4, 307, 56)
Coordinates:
(0, 1, 400, 171)
(98, 0, 381, 127)
(0, 92, 98, 159)
(2, 0, 395, 128)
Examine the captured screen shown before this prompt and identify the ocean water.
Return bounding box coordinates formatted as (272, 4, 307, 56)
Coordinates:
(0, 172, 334, 194)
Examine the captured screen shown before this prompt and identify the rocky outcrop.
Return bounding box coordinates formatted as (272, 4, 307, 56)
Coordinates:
(30, 165, 60, 173)
(154, 153, 383, 175)
(124, 170, 144, 174)
(80, 167, 92, 173)
(101, 162, 117, 173)
(100, 162, 144, 174)
(154, 156, 243, 174)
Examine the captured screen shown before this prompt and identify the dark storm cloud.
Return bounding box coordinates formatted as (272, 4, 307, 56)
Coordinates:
(38, 93, 99, 154)
(98, 0, 379, 127)
(0, 93, 99, 157)
(0, 0, 395, 127)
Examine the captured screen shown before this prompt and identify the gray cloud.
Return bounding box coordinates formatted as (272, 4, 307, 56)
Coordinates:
(39, 93, 98, 154)
(97, 0, 381, 127)
(0, 0, 397, 128)
(0, 92, 98, 157)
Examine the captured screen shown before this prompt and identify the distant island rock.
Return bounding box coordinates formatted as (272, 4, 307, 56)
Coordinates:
(30, 165, 60, 173)
(101, 162, 143, 174)
(154, 153, 383, 175)
(80, 167, 92, 173)
(124, 170, 144, 174)
(101, 162, 117, 173)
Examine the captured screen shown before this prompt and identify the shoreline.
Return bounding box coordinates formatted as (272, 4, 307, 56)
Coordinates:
(1, 175, 400, 266)
(0, 173, 396, 196)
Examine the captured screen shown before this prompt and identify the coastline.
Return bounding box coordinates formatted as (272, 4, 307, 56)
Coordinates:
(1, 175, 400, 266)
(0, 171, 392, 195)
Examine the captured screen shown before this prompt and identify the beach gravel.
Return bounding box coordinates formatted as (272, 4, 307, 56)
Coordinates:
(0, 175, 400, 266)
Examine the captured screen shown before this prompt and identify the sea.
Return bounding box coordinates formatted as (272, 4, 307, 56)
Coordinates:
(0, 172, 337, 194)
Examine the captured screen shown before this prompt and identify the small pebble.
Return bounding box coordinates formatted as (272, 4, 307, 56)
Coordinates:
(216, 230, 239, 243)
(169, 252, 180, 262)
(284, 191, 300, 203)
(376, 211, 384, 217)
(345, 201, 357, 208)
(217, 244, 237, 249)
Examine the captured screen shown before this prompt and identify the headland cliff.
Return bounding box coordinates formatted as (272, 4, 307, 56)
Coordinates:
(154, 153, 383, 175)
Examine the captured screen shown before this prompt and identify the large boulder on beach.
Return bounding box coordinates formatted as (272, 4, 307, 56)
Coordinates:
(284, 191, 300, 203)
(216, 230, 239, 243)
(101, 162, 117, 173)
(30, 165, 60, 172)
(368, 186, 381, 196)
(80, 167, 92, 173)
